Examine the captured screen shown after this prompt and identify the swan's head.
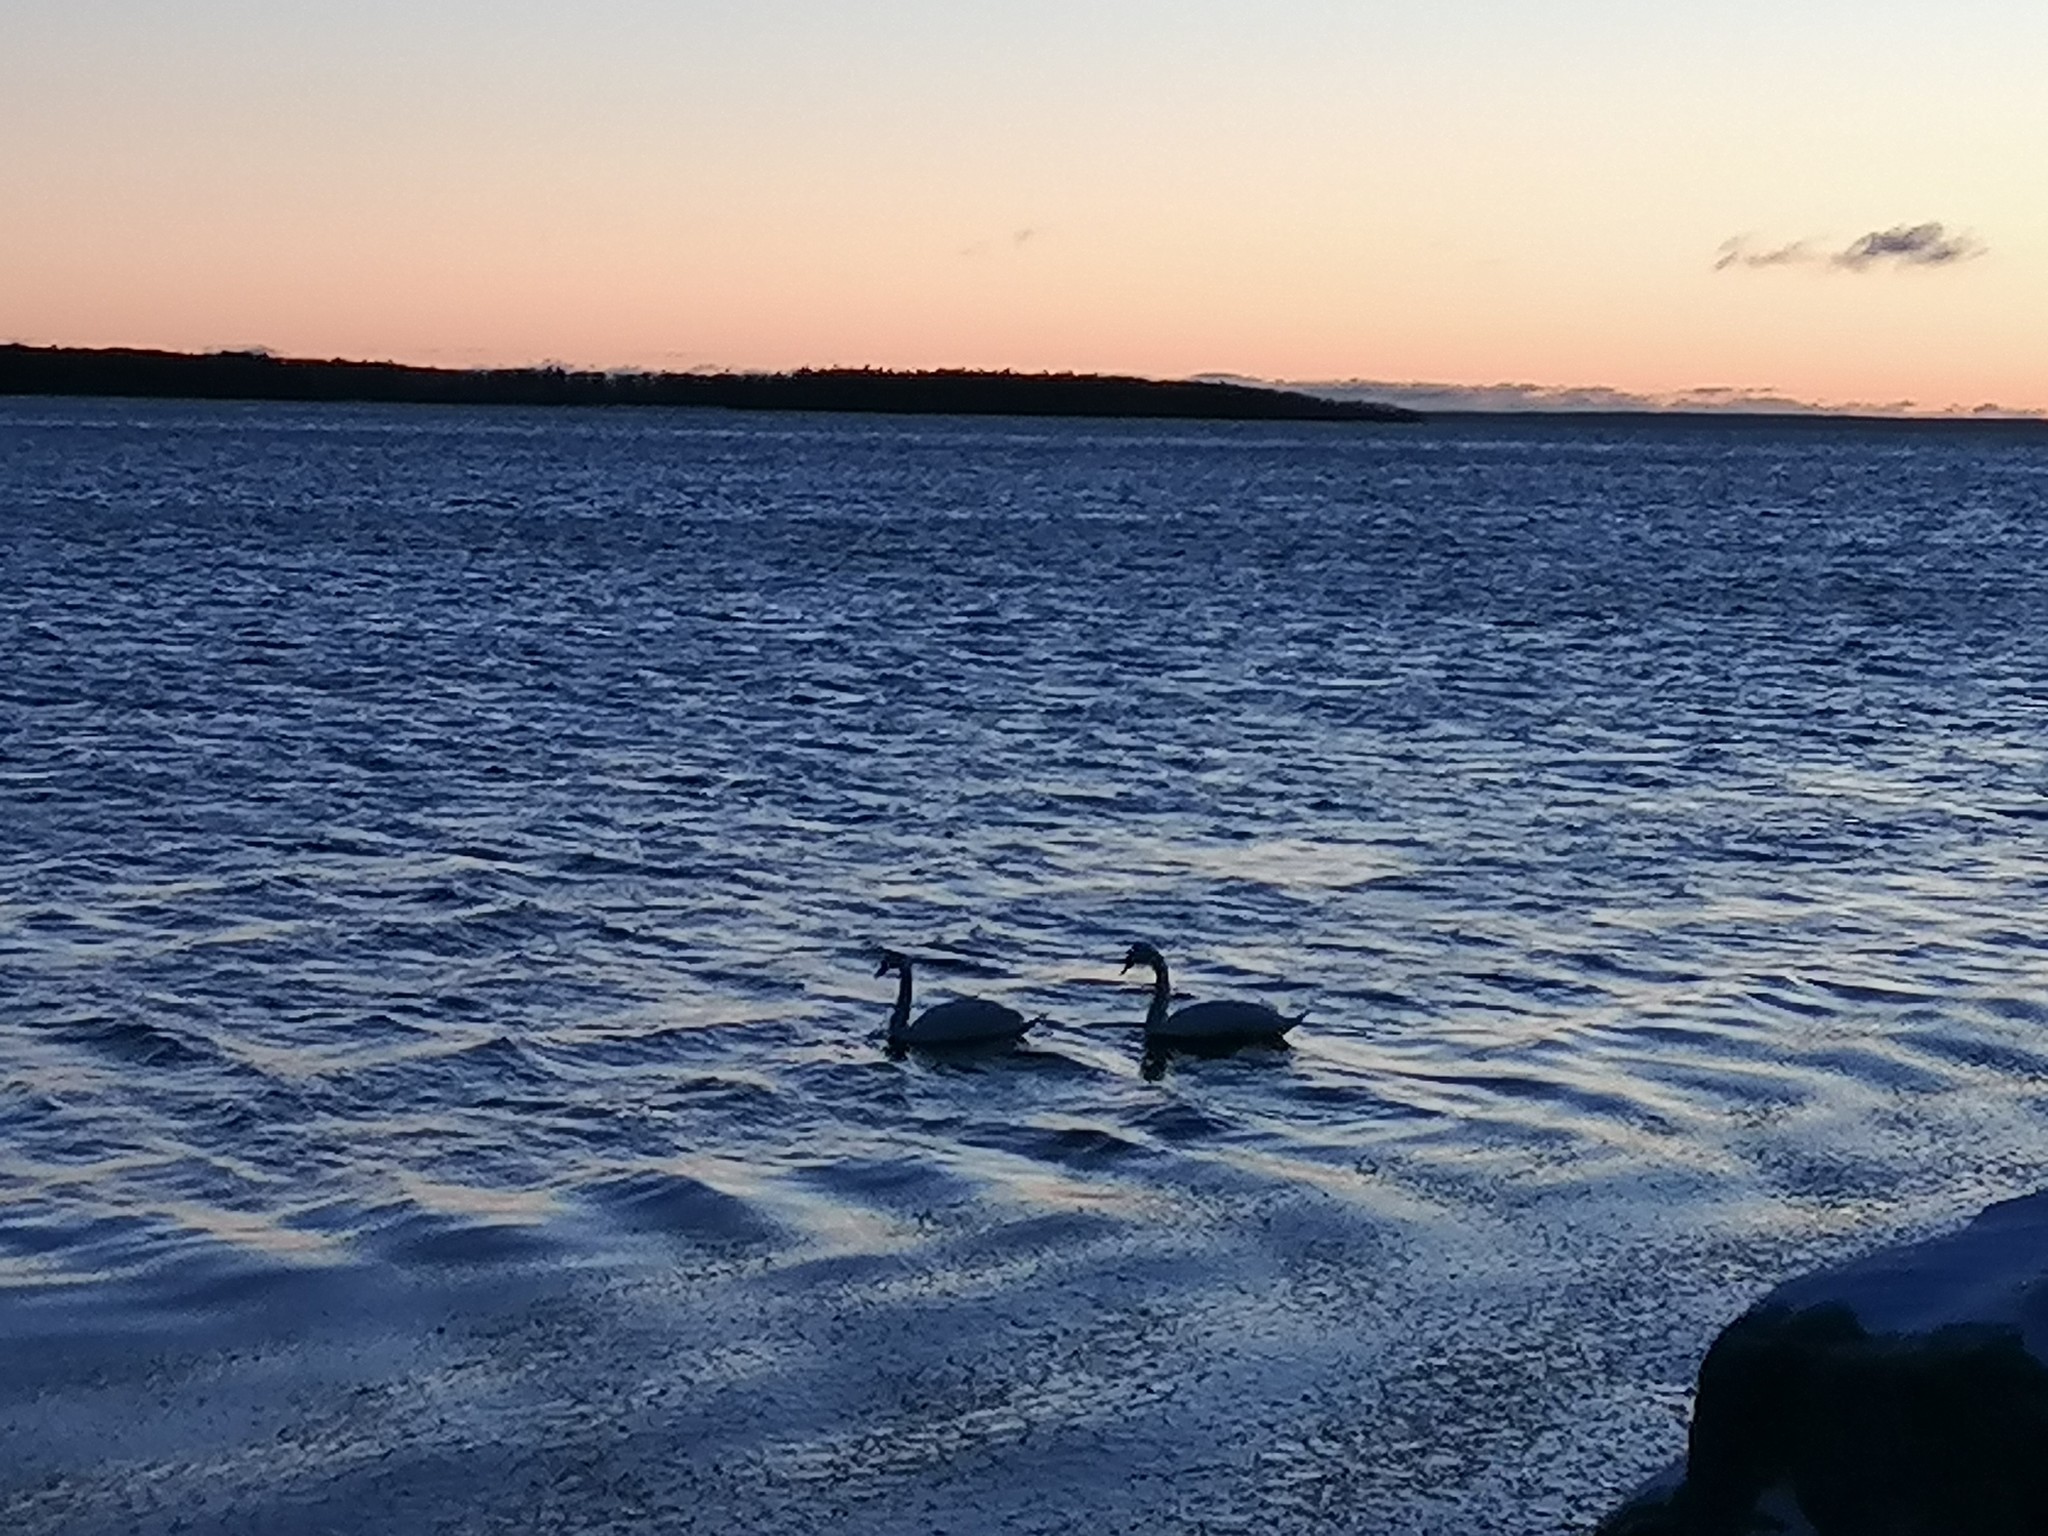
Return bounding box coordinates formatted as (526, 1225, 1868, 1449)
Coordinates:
(1121, 941, 1165, 975)
(875, 948, 910, 978)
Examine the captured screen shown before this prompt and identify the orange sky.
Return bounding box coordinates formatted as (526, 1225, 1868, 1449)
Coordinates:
(5, 2, 2044, 412)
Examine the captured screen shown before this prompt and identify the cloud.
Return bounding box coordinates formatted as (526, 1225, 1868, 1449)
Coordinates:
(1263, 376, 1827, 415)
(1831, 222, 1983, 270)
(1715, 222, 1985, 273)
(1213, 375, 2048, 420)
(1715, 237, 1814, 271)
(959, 226, 1040, 259)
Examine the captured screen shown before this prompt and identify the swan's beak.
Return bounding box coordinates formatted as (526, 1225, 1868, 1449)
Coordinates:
(874, 958, 890, 977)
(1119, 959, 1133, 974)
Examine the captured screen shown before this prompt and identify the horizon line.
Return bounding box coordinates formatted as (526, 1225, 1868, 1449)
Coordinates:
(5, 339, 2045, 425)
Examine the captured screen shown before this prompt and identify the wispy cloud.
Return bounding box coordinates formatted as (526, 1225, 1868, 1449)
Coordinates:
(960, 226, 1040, 259)
(1216, 375, 2048, 420)
(1715, 222, 1985, 274)
(1714, 237, 1815, 271)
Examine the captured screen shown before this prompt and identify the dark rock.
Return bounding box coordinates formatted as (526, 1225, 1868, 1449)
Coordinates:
(1598, 1193, 2048, 1536)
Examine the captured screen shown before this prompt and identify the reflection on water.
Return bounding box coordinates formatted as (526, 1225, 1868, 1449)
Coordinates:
(3, 401, 2048, 1533)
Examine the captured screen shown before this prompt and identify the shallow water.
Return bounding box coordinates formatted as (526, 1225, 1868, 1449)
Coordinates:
(3, 399, 2047, 1533)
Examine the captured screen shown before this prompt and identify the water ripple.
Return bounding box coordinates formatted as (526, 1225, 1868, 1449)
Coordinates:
(5, 402, 2048, 1533)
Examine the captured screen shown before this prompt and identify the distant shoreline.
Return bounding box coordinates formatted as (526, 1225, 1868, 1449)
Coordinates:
(0, 345, 1418, 424)
(1425, 408, 2048, 436)
(7, 346, 2044, 435)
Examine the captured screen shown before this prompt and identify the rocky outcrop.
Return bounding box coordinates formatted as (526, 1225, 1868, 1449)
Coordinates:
(1599, 1192, 2048, 1536)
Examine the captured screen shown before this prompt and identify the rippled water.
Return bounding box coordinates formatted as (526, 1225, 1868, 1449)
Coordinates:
(5, 398, 2048, 1533)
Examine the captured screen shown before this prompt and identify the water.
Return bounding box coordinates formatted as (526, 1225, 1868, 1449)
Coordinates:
(4, 398, 2048, 1534)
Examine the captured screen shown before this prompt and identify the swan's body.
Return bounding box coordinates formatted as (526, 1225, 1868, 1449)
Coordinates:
(878, 950, 1031, 1048)
(1123, 942, 1300, 1044)
(1146, 996, 1297, 1041)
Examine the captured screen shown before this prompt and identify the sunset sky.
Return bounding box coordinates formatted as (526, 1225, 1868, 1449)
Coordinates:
(5, 1, 2044, 412)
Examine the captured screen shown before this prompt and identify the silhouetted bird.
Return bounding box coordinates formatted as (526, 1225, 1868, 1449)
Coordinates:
(1121, 941, 1302, 1044)
(876, 949, 1032, 1049)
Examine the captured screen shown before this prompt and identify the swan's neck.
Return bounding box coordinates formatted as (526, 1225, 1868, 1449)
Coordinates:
(889, 965, 913, 1036)
(1145, 961, 1170, 1029)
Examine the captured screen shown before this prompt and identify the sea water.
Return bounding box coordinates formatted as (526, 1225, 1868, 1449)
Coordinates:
(3, 398, 2047, 1534)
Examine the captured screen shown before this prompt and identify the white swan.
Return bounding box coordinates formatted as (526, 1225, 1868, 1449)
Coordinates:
(1121, 942, 1301, 1043)
(877, 950, 1032, 1049)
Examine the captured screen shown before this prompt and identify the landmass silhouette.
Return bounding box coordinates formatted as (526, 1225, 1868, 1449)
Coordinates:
(0, 345, 1419, 423)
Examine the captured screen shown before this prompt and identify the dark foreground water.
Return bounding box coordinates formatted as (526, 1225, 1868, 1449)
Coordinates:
(4, 399, 2048, 1534)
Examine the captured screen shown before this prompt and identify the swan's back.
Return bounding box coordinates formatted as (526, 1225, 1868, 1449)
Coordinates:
(1155, 998, 1296, 1042)
(899, 996, 1031, 1047)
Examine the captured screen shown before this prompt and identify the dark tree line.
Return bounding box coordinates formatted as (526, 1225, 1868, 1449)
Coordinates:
(0, 345, 1420, 423)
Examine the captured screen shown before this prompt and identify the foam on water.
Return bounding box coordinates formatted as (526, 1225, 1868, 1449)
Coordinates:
(3, 400, 2047, 1532)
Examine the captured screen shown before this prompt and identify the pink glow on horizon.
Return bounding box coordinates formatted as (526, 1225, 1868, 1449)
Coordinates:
(4, 2, 2044, 415)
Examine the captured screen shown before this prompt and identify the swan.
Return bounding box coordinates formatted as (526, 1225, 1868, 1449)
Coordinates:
(1121, 942, 1301, 1044)
(876, 949, 1032, 1049)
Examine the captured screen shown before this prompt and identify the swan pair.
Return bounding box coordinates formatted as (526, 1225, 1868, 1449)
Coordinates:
(876, 942, 1301, 1051)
